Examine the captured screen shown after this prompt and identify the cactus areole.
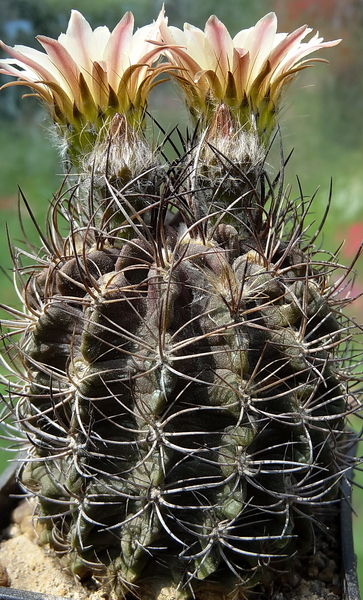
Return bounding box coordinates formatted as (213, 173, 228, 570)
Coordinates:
(0, 8, 360, 600)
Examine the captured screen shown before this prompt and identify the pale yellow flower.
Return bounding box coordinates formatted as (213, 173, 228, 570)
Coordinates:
(0, 9, 167, 158)
(158, 12, 341, 139)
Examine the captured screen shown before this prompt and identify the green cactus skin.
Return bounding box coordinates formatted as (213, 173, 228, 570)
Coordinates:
(0, 133, 360, 600)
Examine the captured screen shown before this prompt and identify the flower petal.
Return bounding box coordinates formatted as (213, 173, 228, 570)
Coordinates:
(58, 10, 95, 71)
(232, 47, 249, 99)
(36, 36, 80, 103)
(91, 61, 109, 108)
(275, 36, 341, 77)
(268, 25, 311, 74)
(183, 24, 207, 68)
(243, 13, 278, 87)
(104, 12, 134, 91)
(204, 15, 233, 79)
(0, 41, 61, 84)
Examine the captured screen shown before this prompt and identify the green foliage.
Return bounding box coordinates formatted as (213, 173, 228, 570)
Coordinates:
(0, 119, 59, 311)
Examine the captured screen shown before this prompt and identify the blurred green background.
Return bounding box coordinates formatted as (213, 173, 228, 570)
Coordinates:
(0, 0, 362, 590)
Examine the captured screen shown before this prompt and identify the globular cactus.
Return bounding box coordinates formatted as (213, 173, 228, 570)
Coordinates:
(0, 8, 359, 600)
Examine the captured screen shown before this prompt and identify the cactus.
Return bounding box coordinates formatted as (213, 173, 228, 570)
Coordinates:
(0, 8, 359, 600)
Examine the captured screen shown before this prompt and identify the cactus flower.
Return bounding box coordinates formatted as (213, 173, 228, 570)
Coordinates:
(158, 12, 340, 140)
(0, 9, 168, 159)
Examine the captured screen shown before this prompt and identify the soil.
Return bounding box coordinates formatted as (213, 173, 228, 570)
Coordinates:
(0, 496, 344, 600)
(0, 500, 104, 600)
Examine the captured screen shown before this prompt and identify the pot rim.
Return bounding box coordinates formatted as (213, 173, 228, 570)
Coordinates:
(341, 441, 361, 600)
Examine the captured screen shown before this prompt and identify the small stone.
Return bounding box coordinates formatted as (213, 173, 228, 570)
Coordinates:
(314, 551, 326, 570)
(0, 562, 9, 586)
(332, 574, 340, 587)
(12, 500, 32, 524)
(57, 588, 66, 595)
(308, 565, 319, 578)
(318, 567, 334, 583)
(327, 559, 337, 572)
(288, 572, 301, 587)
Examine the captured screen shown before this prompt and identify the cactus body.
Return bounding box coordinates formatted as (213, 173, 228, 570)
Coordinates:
(1, 128, 359, 600)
